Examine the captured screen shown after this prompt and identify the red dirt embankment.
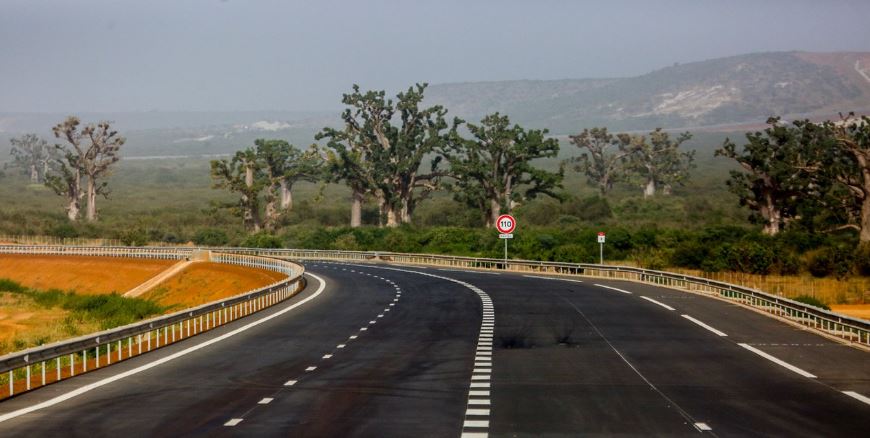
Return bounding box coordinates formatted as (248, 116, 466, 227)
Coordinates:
(0, 254, 174, 294)
(141, 262, 288, 309)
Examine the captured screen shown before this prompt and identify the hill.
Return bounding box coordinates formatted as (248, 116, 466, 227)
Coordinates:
(425, 51, 870, 133)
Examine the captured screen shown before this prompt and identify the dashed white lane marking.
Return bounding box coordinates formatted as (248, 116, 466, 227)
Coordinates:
(284, 380, 297, 386)
(369, 320, 377, 324)
(694, 422, 712, 431)
(360, 327, 368, 331)
(682, 315, 728, 337)
(523, 274, 583, 283)
(322, 354, 332, 359)
(594, 284, 632, 294)
(342, 263, 494, 438)
(0, 273, 329, 424)
(843, 391, 870, 405)
(305, 366, 317, 372)
(738, 343, 817, 378)
(258, 398, 274, 405)
(640, 296, 675, 311)
(466, 408, 490, 415)
(349, 335, 358, 339)
(224, 418, 244, 426)
(337, 344, 346, 349)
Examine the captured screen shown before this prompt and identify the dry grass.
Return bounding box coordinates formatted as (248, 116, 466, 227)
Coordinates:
(665, 268, 870, 305)
(0, 292, 100, 354)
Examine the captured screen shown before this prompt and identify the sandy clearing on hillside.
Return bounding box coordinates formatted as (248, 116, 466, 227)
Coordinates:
(0, 255, 175, 294)
(830, 304, 870, 321)
(141, 262, 288, 309)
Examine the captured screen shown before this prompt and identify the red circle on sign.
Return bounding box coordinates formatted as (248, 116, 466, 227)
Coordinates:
(598, 232, 605, 236)
(496, 214, 516, 233)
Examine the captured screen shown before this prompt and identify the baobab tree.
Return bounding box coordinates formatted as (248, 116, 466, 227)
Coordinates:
(9, 134, 54, 183)
(567, 127, 632, 196)
(49, 117, 124, 222)
(211, 148, 265, 232)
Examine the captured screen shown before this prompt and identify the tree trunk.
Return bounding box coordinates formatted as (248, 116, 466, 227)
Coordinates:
(264, 199, 277, 231)
(643, 179, 656, 197)
(386, 208, 399, 227)
(350, 190, 363, 228)
(86, 177, 97, 222)
(662, 184, 672, 196)
(279, 180, 293, 210)
(760, 194, 781, 236)
(488, 198, 500, 227)
(860, 193, 870, 243)
(29, 165, 38, 183)
(67, 196, 80, 222)
(400, 202, 411, 224)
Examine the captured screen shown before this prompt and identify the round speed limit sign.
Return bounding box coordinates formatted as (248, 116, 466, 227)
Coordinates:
(496, 214, 516, 234)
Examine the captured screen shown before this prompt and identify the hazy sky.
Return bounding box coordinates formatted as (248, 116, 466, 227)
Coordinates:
(2, 0, 870, 113)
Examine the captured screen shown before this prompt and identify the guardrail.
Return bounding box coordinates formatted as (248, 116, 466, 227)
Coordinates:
(0, 246, 305, 400)
(220, 248, 870, 348)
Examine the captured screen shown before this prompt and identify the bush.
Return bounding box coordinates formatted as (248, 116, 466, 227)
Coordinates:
(807, 247, 853, 279)
(791, 295, 831, 311)
(193, 228, 229, 246)
(242, 232, 283, 249)
(0, 278, 25, 293)
(119, 228, 149, 246)
(854, 243, 870, 276)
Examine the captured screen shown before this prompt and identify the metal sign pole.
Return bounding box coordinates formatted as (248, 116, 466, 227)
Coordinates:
(600, 242, 603, 264)
(504, 238, 508, 264)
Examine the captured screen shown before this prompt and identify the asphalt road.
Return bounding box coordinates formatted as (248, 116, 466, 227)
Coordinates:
(0, 261, 867, 437)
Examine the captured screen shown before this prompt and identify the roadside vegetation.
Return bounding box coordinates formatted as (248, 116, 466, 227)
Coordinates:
(0, 278, 168, 355)
(2, 84, 869, 308)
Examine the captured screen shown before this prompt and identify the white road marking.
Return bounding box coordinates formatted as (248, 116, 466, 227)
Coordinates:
(682, 315, 728, 337)
(843, 391, 870, 405)
(594, 284, 632, 294)
(738, 343, 816, 378)
(523, 275, 583, 283)
(0, 273, 329, 424)
(349, 335, 358, 339)
(284, 380, 297, 386)
(464, 420, 489, 428)
(224, 418, 244, 426)
(469, 390, 490, 396)
(640, 296, 675, 311)
(322, 354, 332, 359)
(471, 375, 491, 381)
(360, 327, 368, 331)
(694, 422, 712, 431)
(461, 433, 488, 438)
(337, 344, 346, 349)
(470, 382, 490, 388)
(466, 408, 490, 416)
(467, 399, 490, 405)
(305, 366, 317, 372)
(258, 398, 273, 405)
(439, 269, 500, 275)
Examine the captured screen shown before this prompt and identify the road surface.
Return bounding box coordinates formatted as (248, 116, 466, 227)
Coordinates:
(0, 261, 867, 437)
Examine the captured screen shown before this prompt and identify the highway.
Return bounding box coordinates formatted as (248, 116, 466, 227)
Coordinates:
(0, 261, 868, 437)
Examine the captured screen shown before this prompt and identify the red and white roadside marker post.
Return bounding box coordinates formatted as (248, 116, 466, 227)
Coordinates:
(597, 231, 606, 264)
(496, 214, 516, 266)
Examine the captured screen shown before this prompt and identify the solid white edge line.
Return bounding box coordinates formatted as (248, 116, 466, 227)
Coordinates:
(594, 283, 632, 294)
(640, 296, 676, 311)
(523, 275, 582, 283)
(843, 391, 870, 405)
(224, 418, 244, 426)
(737, 343, 817, 378)
(0, 273, 329, 424)
(439, 269, 501, 275)
(681, 314, 728, 337)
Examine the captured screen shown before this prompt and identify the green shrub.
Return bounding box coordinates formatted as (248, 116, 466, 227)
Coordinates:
(791, 295, 831, 311)
(807, 247, 853, 279)
(242, 232, 283, 249)
(0, 278, 25, 293)
(193, 228, 230, 246)
(119, 227, 149, 246)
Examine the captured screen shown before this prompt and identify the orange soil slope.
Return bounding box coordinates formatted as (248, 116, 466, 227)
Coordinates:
(0, 254, 175, 294)
(830, 304, 870, 321)
(141, 262, 288, 309)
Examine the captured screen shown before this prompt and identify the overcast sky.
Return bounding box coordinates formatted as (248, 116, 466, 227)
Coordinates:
(2, 0, 870, 113)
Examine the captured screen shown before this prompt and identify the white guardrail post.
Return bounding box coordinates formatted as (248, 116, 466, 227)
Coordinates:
(0, 245, 305, 401)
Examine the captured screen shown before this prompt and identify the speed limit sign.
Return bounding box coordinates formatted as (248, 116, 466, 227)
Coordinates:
(496, 214, 516, 234)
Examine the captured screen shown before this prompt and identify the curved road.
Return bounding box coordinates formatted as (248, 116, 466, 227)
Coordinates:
(0, 261, 867, 437)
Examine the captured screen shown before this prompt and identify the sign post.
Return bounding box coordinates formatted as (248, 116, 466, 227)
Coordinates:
(597, 232, 606, 264)
(496, 214, 516, 266)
